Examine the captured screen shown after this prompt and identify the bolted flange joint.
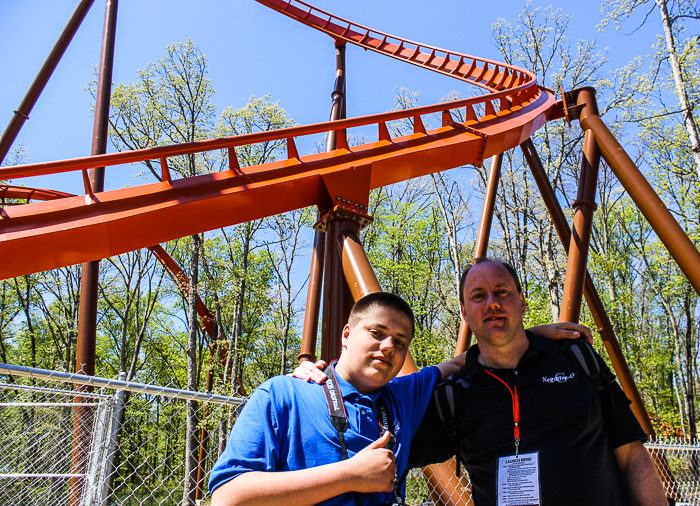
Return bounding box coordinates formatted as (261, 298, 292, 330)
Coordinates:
(313, 197, 373, 232)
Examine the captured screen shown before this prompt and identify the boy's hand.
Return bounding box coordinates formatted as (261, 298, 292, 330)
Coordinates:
(347, 431, 397, 493)
(289, 360, 328, 384)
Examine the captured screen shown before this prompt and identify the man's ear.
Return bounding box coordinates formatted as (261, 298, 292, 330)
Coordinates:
(520, 291, 527, 313)
(460, 302, 468, 324)
(341, 324, 351, 350)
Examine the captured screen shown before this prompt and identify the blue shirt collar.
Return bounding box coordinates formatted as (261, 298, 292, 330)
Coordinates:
(331, 361, 382, 404)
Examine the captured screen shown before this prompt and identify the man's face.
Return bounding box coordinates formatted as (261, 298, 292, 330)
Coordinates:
(336, 306, 412, 394)
(460, 261, 527, 349)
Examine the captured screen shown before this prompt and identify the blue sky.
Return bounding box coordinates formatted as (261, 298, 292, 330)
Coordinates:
(1, 0, 660, 194)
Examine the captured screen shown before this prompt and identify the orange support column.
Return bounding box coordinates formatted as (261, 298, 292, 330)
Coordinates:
(320, 217, 360, 362)
(71, 1, 118, 505)
(578, 93, 700, 296)
(299, 42, 347, 364)
(559, 88, 601, 323)
(455, 152, 503, 355)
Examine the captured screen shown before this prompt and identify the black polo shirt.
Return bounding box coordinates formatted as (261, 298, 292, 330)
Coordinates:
(409, 332, 647, 505)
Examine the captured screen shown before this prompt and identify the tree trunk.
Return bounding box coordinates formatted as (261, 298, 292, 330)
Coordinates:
(656, 0, 700, 180)
(182, 235, 201, 506)
(544, 223, 561, 322)
(684, 292, 697, 440)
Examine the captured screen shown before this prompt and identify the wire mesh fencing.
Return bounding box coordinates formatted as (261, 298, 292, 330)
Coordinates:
(647, 437, 700, 506)
(0, 381, 108, 506)
(0, 363, 243, 506)
(2, 361, 700, 506)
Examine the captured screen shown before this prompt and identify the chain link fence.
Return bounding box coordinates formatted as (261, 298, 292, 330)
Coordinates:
(2, 362, 700, 505)
(0, 363, 243, 506)
(647, 437, 700, 506)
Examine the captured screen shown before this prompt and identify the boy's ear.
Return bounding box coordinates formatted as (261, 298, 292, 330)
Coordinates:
(341, 324, 351, 350)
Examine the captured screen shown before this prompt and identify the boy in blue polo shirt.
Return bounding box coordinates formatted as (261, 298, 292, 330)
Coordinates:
(210, 292, 460, 506)
(209, 292, 588, 506)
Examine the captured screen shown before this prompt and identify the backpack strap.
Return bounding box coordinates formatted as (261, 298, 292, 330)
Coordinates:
(569, 341, 616, 388)
(433, 374, 471, 477)
(568, 341, 617, 425)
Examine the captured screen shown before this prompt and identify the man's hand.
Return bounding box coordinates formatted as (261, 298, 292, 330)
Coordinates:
(345, 431, 397, 493)
(290, 360, 328, 384)
(529, 322, 594, 344)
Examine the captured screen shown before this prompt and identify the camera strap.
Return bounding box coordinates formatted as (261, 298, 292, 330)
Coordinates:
(323, 364, 363, 506)
(322, 364, 402, 506)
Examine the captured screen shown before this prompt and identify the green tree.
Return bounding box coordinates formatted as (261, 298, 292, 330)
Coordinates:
(489, 3, 613, 322)
(106, 40, 219, 505)
(599, 0, 700, 435)
(601, 0, 700, 179)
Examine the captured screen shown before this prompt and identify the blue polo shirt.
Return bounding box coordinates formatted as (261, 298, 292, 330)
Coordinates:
(209, 364, 440, 505)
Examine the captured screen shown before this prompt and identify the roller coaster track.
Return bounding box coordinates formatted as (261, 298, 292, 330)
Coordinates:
(0, 183, 219, 343)
(0, 0, 565, 280)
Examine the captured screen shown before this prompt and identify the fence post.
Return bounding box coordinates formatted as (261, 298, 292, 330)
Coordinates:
(100, 371, 127, 505)
(82, 394, 112, 506)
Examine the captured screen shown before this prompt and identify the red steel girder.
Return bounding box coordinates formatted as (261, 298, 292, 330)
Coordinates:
(0, 184, 73, 205)
(0, 184, 222, 350)
(255, 0, 535, 95)
(1, 0, 563, 281)
(0, 89, 557, 280)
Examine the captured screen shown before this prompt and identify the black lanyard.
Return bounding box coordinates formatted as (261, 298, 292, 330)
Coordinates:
(322, 364, 405, 505)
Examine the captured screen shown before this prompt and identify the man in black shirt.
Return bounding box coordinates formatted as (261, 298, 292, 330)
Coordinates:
(409, 258, 667, 506)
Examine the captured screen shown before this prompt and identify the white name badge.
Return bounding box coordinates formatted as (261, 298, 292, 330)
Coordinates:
(497, 452, 541, 506)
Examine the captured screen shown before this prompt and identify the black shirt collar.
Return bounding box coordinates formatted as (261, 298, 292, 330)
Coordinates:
(464, 330, 556, 376)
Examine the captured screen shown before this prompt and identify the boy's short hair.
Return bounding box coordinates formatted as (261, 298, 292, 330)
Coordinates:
(347, 292, 415, 338)
(459, 257, 522, 305)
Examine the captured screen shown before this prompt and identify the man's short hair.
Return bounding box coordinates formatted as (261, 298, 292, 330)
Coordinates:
(459, 257, 522, 305)
(347, 292, 415, 338)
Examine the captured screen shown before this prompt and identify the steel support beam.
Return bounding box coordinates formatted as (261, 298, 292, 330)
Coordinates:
(341, 228, 382, 299)
(579, 97, 700, 297)
(299, 228, 325, 362)
(321, 218, 359, 362)
(0, 0, 95, 165)
(326, 43, 346, 152)
(521, 136, 680, 500)
(300, 43, 346, 363)
(560, 88, 601, 323)
(71, 2, 117, 504)
(455, 152, 503, 355)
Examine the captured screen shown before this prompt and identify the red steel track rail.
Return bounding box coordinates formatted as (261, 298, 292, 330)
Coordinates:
(0, 1, 564, 280)
(0, 184, 219, 346)
(0, 184, 73, 205)
(255, 0, 535, 94)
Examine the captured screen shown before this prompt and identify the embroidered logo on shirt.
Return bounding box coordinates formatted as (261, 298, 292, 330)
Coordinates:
(542, 372, 575, 383)
(394, 419, 401, 434)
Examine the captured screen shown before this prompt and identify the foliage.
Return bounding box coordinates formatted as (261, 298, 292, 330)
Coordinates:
(2, 1, 700, 489)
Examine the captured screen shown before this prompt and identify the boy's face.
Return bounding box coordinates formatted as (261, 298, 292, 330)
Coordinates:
(335, 306, 412, 394)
